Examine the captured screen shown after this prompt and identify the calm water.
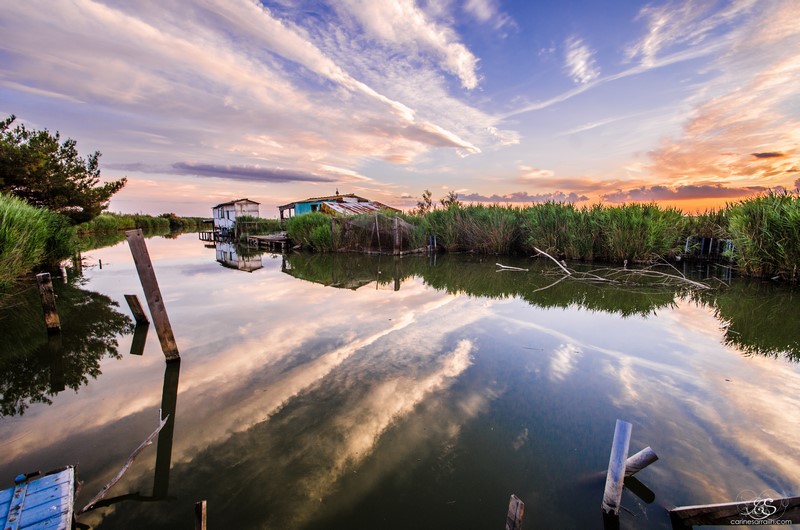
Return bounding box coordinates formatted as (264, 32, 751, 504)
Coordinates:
(1, 233, 799, 529)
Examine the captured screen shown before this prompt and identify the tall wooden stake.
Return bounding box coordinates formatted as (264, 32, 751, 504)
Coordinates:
(602, 419, 632, 516)
(125, 230, 180, 361)
(36, 272, 61, 334)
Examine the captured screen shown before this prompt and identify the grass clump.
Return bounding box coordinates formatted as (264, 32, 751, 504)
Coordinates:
(286, 212, 333, 251)
(727, 190, 800, 280)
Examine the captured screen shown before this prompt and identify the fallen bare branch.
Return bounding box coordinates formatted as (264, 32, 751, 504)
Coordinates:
(78, 411, 169, 514)
(496, 263, 529, 272)
(532, 247, 572, 275)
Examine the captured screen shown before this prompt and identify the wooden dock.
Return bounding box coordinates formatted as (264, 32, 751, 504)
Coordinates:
(1, 467, 75, 530)
(247, 232, 289, 251)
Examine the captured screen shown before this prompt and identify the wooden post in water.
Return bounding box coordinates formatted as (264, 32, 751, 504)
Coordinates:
(36, 272, 61, 334)
(195, 500, 207, 530)
(602, 419, 632, 516)
(124, 294, 150, 325)
(505, 494, 524, 530)
(125, 230, 180, 361)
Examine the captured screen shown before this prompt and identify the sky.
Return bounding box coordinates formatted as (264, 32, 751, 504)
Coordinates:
(1, 0, 799, 217)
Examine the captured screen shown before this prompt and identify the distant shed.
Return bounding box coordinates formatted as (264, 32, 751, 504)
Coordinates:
(278, 193, 397, 221)
(212, 198, 260, 232)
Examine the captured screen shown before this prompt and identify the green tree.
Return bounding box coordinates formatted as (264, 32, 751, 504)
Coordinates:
(0, 115, 126, 223)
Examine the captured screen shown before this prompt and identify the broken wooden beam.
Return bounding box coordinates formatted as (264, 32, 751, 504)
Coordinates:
(124, 294, 150, 325)
(624, 446, 658, 477)
(601, 419, 632, 516)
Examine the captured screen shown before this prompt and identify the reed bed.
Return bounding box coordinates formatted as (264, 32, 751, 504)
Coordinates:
(288, 194, 800, 281)
(726, 190, 800, 280)
(0, 193, 76, 289)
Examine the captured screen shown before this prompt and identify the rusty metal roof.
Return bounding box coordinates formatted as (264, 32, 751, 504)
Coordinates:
(321, 201, 396, 216)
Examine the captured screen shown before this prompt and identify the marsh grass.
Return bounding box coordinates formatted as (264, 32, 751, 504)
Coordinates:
(0, 193, 76, 289)
(727, 190, 800, 280)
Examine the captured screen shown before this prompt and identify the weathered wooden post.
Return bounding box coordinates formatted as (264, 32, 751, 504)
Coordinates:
(124, 294, 150, 325)
(36, 272, 61, 334)
(505, 494, 524, 530)
(602, 419, 632, 516)
(194, 500, 207, 530)
(125, 230, 180, 361)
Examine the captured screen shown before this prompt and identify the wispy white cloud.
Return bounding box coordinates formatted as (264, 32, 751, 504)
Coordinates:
(564, 36, 599, 84)
(642, 3, 800, 190)
(0, 0, 512, 190)
(331, 0, 481, 90)
(625, 0, 757, 67)
(464, 0, 515, 31)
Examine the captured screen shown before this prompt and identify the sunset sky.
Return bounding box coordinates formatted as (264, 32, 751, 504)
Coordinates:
(1, 0, 799, 217)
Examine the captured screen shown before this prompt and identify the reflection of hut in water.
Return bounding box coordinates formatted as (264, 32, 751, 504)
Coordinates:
(216, 241, 263, 272)
(281, 253, 402, 290)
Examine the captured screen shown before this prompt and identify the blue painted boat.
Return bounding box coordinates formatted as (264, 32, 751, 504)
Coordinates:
(0, 466, 75, 530)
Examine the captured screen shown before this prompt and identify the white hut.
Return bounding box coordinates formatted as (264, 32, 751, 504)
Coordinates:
(212, 199, 260, 233)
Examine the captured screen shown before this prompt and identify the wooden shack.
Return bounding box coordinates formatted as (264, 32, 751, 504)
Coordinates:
(278, 192, 397, 222)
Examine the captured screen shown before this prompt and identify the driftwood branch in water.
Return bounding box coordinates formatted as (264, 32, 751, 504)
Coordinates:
(532, 248, 712, 290)
(496, 263, 529, 272)
(78, 411, 169, 514)
(532, 247, 572, 275)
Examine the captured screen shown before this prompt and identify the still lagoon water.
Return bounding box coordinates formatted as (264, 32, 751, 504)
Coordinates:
(1, 233, 799, 529)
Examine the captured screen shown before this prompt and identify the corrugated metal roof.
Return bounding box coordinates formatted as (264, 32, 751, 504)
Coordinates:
(321, 201, 393, 216)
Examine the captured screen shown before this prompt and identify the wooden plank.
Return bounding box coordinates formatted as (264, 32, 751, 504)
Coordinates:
(125, 230, 180, 361)
(601, 419, 632, 516)
(670, 495, 800, 526)
(505, 494, 524, 530)
(1, 474, 72, 530)
(124, 294, 150, 325)
(195, 500, 207, 530)
(17, 468, 74, 530)
(36, 273, 61, 333)
(624, 447, 658, 477)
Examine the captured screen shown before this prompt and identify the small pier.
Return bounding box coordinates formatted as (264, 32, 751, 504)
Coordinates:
(247, 232, 289, 252)
(1, 467, 75, 530)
